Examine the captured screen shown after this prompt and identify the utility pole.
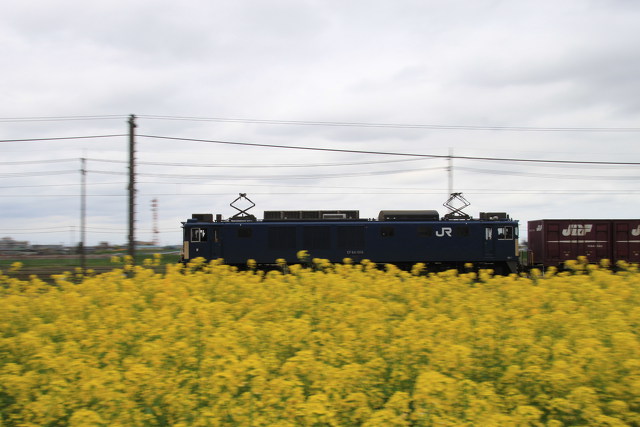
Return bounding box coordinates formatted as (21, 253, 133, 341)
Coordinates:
(80, 157, 86, 271)
(447, 147, 454, 196)
(128, 114, 137, 261)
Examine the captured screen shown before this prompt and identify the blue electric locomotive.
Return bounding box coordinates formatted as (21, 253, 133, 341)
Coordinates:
(181, 193, 520, 274)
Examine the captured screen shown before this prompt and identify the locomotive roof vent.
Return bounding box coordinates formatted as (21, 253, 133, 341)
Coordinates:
(479, 212, 510, 220)
(378, 210, 439, 221)
(263, 210, 359, 221)
(191, 213, 214, 222)
(323, 213, 348, 220)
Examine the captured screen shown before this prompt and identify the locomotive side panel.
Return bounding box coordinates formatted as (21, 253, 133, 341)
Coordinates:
(362, 220, 518, 272)
(215, 223, 368, 265)
(182, 219, 519, 273)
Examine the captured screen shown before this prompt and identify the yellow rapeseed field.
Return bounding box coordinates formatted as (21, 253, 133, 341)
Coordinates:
(1, 257, 639, 426)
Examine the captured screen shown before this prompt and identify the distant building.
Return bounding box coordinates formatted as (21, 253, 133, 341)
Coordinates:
(0, 237, 30, 253)
(31, 244, 69, 255)
(97, 241, 111, 249)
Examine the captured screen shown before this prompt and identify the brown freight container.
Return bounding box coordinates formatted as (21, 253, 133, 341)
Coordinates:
(613, 220, 640, 263)
(528, 219, 613, 267)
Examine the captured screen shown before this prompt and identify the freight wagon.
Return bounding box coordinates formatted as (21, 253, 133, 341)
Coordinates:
(527, 219, 640, 268)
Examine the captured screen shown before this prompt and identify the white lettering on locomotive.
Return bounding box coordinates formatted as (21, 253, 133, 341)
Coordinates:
(562, 224, 593, 236)
(436, 227, 452, 237)
(632, 225, 640, 236)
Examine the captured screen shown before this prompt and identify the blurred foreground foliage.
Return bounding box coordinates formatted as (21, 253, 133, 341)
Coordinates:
(1, 258, 639, 426)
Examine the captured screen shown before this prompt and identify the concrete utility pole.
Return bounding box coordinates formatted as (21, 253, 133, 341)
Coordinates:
(128, 114, 137, 261)
(80, 157, 86, 271)
(448, 147, 454, 196)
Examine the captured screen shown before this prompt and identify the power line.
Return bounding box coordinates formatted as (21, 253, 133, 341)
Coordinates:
(4, 189, 640, 199)
(0, 134, 127, 143)
(0, 226, 76, 231)
(2, 230, 76, 235)
(148, 157, 430, 168)
(0, 182, 127, 189)
(0, 158, 79, 165)
(0, 115, 127, 122)
(0, 226, 126, 232)
(1, 133, 636, 166)
(87, 157, 432, 168)
(88, 170, 128, 176)
(85, 227, 127, 232)
(0, 170, 78, 178)
(456, 167, 640, 181)
(0, 155, 430, 169)
(130, 180, 639, 193)
(138, 115, 640, 132)
(123, 189, 640, 196)
(0, 195, 77, 198)
(2, 153, 631, 175)
(135, 166, 445, 180)
(5, 177, 636, 194)
(3, 113, 637, 131)
(139, 134, 640, 166)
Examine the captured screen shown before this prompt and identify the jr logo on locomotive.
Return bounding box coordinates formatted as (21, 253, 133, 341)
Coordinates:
(436, 227, 452, 237)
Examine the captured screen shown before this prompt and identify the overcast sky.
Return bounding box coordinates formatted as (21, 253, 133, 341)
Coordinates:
(1, 0, 639, 247)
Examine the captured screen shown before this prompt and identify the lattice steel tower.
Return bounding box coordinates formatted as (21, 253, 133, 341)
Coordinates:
(151, 198, 159, 246)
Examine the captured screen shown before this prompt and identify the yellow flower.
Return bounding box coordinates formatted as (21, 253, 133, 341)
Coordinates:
(9, 261, 23, 272)
(0, 257, 638, 425)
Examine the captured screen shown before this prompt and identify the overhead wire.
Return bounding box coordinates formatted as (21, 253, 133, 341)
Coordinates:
(5, 189, 640, 198)
(0, 182, 128, 189)
(0, 132, 636, 166)
(115, 189, 640, 196)
(456, 167, 640, 181)
(0, 134, 127, 143)
(132, 181, 640, 194)
(2, 113, 639, 131)
(86, 156, 433, 168)
(0, 158, 79, 165)
(138, 134, 640, 166)
(0, 115, 128, 122)
(0, 170, 78, 178)
(135, 166, 445, 180)
(137, 115, 640, 132)
(58, 154, 640, 170)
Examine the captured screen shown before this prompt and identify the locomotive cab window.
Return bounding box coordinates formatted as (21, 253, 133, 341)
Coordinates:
(497, 226, 514, 240)
(190, 228, 208, 242)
